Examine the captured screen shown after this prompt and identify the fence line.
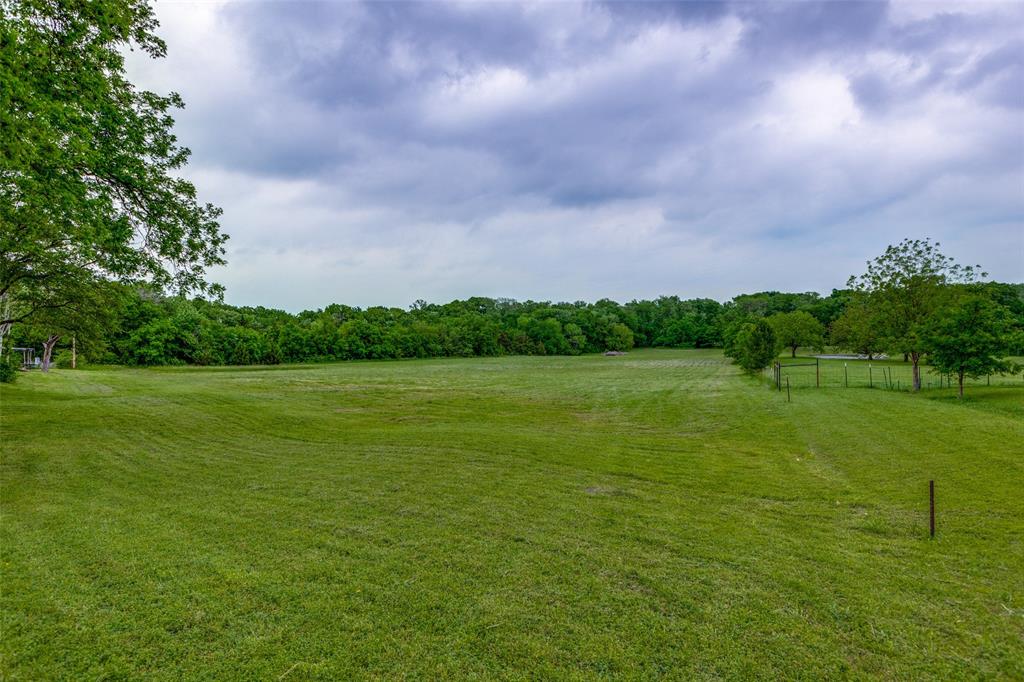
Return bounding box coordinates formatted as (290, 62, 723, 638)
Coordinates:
(765, 359, 1023, 391)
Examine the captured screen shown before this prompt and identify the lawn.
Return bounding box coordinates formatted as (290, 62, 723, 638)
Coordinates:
(1, 349, 1022, 679)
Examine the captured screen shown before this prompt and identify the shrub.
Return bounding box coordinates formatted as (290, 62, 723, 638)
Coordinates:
(731, 319, 778, 373)
(54, 350, 80, 369)
(0, 356, 17, 383)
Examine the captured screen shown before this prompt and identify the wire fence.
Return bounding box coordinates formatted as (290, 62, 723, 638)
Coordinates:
(764, 357, 1024, 391)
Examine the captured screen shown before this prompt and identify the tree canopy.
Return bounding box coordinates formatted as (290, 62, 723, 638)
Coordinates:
(0, 0, 226, 332)
(847, 239, 982, 391)
(726, 319, 777, 374)
(922, 294, 1021, 398)
(768, 310, 823, 358)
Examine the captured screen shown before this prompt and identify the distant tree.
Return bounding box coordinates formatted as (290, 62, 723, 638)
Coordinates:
(605, 323, 634, 352)
(728, 319, 777, 373)
(922, 295, 1021, 398)
(564, 323, 587, 355)
(805, 289, 852, 327)
(848, 239, 982, 391)
(830, 293, 884, 359)
(768, 311, 823, 358)
(979, 282, 1024, 354)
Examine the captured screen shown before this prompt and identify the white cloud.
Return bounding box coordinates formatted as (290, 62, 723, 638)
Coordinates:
(123, 0, 1023, 311)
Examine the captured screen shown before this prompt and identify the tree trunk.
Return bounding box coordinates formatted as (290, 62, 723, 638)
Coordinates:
(41, 334, 60, 372)
(910, 351, 921, 391)
(903, 352, 909, 362)
(958, 370, 964, 399)
(791, 345, 797, 358)
(0, 293, 10, 360)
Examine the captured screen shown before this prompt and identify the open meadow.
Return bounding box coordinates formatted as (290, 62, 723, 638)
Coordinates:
(1, 349, 1022, 679)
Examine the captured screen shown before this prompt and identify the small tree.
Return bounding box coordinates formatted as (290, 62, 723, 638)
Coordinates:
(922, 295, 1021, 398)
(729, 319, 777, 373)
(768, 310, 823, 358)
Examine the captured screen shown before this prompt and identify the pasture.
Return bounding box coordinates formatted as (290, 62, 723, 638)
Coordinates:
(1, 349, 1022, 679)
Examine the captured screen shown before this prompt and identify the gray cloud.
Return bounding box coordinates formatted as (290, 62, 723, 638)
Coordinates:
(127, 0, 1024, 310)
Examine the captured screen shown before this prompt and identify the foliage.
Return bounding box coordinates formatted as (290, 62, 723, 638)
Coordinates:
(53, 349, 78, 369)
(979, 282, 1024, 354)
(7, 287, 749, 365)
(605, 322, 634, 352)
(768, 310, 823, 358)
(829, 292, 885, 358)
(728, 318, 777, 373)
(847, 239, 982, 390)
(0, 0, 226, 331)
(631, 297, 723, 347)
(922, 294, 1022, 397)
(0, 355, 16, 383)
(5, 243, 1019, 372)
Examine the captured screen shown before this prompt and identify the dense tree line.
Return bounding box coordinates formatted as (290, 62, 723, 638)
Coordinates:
(6, 265, 1020, 381)
(1, 285, 858, 368)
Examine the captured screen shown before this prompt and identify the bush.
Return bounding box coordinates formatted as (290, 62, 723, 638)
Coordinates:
(731, 319, 778, 373)
(54, 350, 80, 369)
(0, 356, 17, 383)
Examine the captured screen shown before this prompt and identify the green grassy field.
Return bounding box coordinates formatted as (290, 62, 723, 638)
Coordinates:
(2, 349, 1022, 679)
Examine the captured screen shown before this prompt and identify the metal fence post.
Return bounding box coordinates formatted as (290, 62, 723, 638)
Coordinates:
(929, 480, 935, 539)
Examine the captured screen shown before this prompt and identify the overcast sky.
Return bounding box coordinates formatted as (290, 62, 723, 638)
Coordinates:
(127, 0, 1024, 311)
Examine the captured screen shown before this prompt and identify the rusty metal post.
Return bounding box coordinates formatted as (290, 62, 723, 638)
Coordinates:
(929, 480, 935, 539)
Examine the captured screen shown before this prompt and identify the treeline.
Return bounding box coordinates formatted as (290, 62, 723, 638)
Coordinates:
(6, 286, 859, 367)
(7, 278, 1021, 372)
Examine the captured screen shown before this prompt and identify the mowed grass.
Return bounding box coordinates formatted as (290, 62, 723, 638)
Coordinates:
(1, 349, 1022, 680)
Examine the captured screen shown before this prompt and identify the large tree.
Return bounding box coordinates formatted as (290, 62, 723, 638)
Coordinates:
(0, 0, 226, 336)
(847, 239, 981, 391)
(922, 294, 1020, 399)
